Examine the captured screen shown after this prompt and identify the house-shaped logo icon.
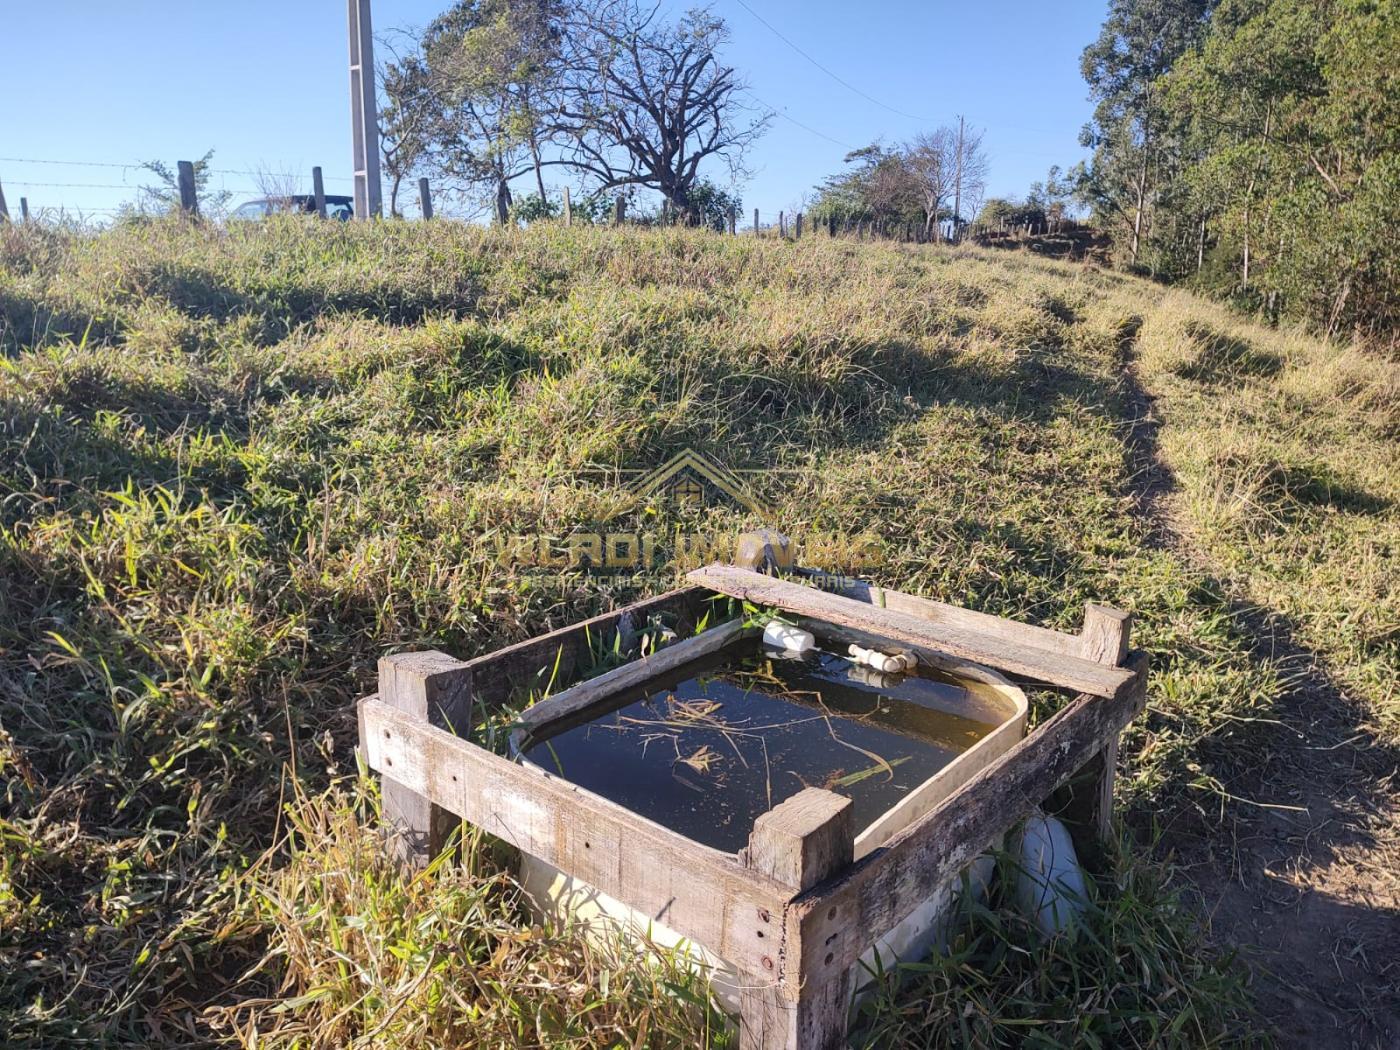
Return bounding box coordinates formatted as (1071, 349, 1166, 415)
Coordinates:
(625, 448, 769, 517)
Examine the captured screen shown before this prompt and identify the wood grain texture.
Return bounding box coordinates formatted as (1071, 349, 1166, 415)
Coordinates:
(373, 651, 474, 865)
(1080, 603, 1133, 665)
(687, 565, 1135, 699)
(359, 696, 791, 976)
(744, 788, 853, 893)
(783, 652, 1149, 992)
(461, 586, 711, 706)
(817, 575, 1084, 659)
(1071, 603, 1133, 845)
(741, 788, 854, 1050)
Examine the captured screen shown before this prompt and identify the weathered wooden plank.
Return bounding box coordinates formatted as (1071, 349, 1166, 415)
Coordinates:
(687, 565, 1135, 699)
(516, 618, 749, 735)
(815, 575, 1084, 659)
(744, 788, 853, 894)
(1080, 603, 1132, 665)
(372, 651, 474, 866)
(783, 652, 1148, 992)
(359, 696, 790, 976)
(462, 586, 713, 706)
(1066, 603, 1134, 848)
(741, 788, 854, 1050)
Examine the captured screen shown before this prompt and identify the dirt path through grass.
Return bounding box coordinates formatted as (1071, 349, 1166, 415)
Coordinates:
(1119, 332, 1400, 1049)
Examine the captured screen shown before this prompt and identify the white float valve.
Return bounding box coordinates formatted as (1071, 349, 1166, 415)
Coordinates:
(847, 643, 917, 674)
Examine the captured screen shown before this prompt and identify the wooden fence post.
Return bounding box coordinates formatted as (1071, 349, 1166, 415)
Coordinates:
(177, 160, 198, 216)
(740, 788, 854, 1050)
(795, 213, 803, 239)
(370, 651, 474, 866)
(311, 167, 328, 218)
(614, 195, 625, 225)
(418, 177, 433, 220)
(563, 186, 572, 226)
(20, 197, 30, 222)
(0, 179, 8, 222)
(778, 211, 786, 239)
(1062, 604, 1133, 855)
(753, 208, 760, 237)
(728, 203, 736, 235)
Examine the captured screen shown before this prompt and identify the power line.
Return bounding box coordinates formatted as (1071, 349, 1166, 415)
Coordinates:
(0, 156, 136, 169)
(0, 155, 353, 184)
(5, 180, 138, 190)
(731, 0, 938, 124)
(751, 94, 859, 151)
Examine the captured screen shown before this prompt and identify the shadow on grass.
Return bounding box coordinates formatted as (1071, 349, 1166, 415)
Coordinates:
(1175, 321, 1283, 383)
(1117, 332, 1400, 1048)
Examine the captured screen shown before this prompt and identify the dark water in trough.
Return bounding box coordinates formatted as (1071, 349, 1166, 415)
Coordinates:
(520, 644, 1011, 853)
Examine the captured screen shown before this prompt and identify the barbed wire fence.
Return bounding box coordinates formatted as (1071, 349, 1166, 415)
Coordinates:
(0, 154, 363, 223)
(0, 153, 1062, 245)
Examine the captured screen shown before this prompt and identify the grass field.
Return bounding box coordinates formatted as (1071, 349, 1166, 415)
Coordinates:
(1, 218, 1395, 1047)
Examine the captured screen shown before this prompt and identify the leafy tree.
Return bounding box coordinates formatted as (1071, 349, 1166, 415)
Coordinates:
(808, 144, 922, 234)
(682, 179, 742, 231)
(508, 191, 560, 224)
(1160, 0, 1399, 335)
(1078, 0, 1216, 267)
(379, 44, 443, 217)
(975, 197, 1046, 231)
(134, 150, 231, 217)
(418, 0, 565, 223)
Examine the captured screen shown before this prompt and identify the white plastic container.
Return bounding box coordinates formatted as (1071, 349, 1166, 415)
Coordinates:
(517, 642, 1028, 1010)
(1014, 810, 1087, 937)
(760, 620, 815, 653)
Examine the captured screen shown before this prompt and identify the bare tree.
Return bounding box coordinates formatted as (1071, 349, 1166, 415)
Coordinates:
(554, 0, 766, 224)
(907, 129, 955, 240)
(252, 166, 301, 210)
(950, 116, 988, 242)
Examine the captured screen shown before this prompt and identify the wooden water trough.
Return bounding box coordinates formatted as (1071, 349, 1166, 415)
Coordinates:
(358, 562, 1146, 1050)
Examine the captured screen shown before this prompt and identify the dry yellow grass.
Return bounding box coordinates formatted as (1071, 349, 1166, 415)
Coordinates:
(2, 217, 1394, 1046)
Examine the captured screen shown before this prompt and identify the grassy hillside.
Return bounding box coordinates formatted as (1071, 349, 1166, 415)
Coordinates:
(1, 219, 1395, 1047)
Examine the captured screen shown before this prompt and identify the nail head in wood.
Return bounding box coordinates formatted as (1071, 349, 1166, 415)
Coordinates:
(741, 787, 854, 1049)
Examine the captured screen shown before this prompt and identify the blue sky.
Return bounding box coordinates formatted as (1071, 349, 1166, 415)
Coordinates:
(1, 1, 1107, 222)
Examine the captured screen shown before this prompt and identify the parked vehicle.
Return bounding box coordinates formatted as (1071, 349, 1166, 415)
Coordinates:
(231, 195, 353, 221)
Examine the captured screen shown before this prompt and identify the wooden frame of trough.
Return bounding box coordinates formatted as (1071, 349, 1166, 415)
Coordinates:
(358, 564, 1147, 1050)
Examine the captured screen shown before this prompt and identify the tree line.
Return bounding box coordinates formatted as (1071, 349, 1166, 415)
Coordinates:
(804, 121, 990, 242)
(378, 0, 763, 227)
(1075, 0, 1398, 339)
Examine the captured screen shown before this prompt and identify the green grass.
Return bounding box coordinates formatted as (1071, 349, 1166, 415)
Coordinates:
(1, 216, 1393, 1046)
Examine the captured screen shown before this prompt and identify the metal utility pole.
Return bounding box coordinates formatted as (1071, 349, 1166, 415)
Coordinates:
(348, 0, 383, 220)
